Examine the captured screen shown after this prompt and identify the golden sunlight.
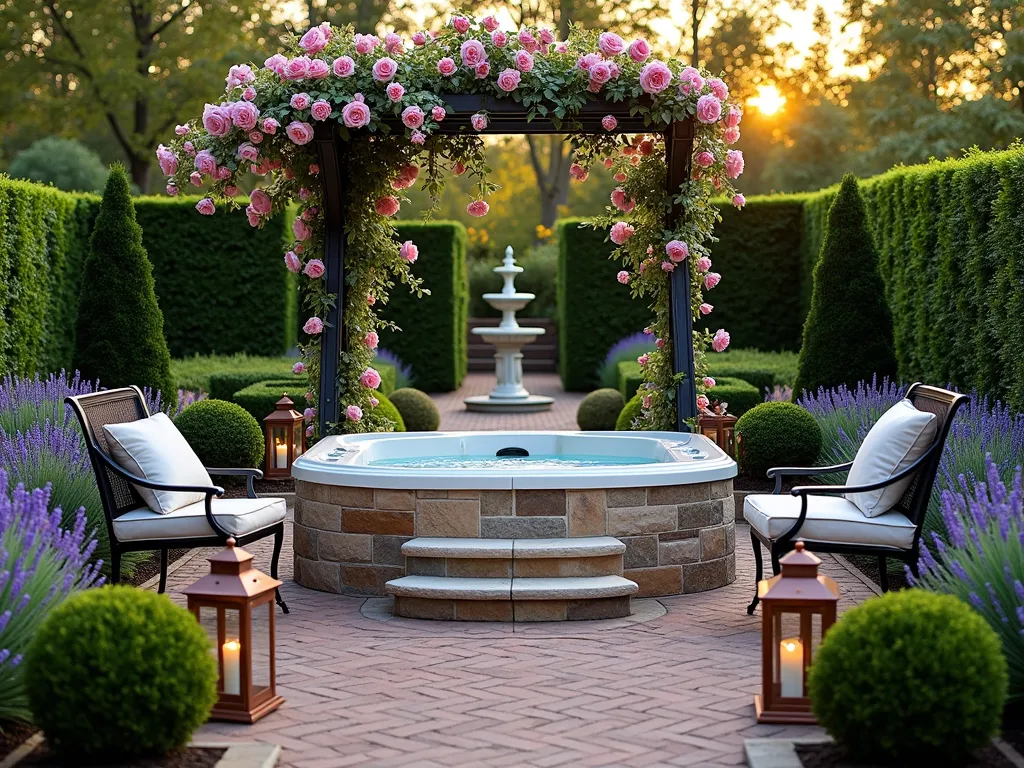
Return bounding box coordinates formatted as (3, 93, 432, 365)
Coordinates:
(748, 84, 786, 116)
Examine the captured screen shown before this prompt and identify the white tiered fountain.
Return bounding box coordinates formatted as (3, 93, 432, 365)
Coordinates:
(464, 246, 554, 413)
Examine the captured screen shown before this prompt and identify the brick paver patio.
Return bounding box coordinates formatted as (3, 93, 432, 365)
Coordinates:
(432, 373, 585, 431)
(151, 375, 879, 766)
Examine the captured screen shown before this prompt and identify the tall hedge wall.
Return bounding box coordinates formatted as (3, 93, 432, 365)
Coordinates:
(557, 219, 652, 391)
(0, 177, 291, 378)
(379, 222, 468, 392)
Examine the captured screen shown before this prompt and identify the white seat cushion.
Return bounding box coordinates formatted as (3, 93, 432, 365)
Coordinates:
(113, 497, 286, 542)
(845, 399, 937, 517)
(744, 493, 916, 550)
(103, 412, 213, 514)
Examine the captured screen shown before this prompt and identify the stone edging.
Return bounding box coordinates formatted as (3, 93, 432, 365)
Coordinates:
(0, 737, 279, 768)
(745, 737, 1024, 768)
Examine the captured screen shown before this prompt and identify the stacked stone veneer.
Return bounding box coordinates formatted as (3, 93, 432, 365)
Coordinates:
(293, 479, 735, 597)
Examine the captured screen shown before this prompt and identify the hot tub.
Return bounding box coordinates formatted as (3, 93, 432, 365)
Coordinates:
(291, 431, 737, 598)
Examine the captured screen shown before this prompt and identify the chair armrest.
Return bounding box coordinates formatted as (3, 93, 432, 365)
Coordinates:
(95, 450, 224, 496)
(766, 461, 853, 494)
(789, 447, 934, 498)
(206, 468, 263, 499)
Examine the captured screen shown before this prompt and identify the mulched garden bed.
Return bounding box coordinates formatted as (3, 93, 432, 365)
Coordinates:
(796, 741, 1014, 767)
(19, 743, 225, 767)
(125, 549, 191, 588)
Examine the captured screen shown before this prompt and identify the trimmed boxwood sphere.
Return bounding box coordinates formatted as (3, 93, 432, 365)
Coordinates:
(706, 376, 761, 416)
(390, 388, 440, 431)
(374, 392, 406, 431)
(809, 590, 1007, 764)
(577, 388, 626, 430)
(734, 401, 821, 478)
(175, 398, 265, 468)
(25, 586, 218, 760)
(615, 393, 645, 430)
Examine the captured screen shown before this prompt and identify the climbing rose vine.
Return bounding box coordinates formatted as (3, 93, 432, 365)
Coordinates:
(160, 16, 742, 436)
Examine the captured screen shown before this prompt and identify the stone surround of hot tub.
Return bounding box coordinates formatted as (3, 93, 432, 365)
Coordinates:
(293, 479, 735, 597)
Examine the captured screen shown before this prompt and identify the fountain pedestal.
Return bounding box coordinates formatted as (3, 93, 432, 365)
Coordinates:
(464, 247, 554, 413)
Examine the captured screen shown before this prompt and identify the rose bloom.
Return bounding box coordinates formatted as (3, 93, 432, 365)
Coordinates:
(346, 405, 363, 422)
(367, 294, 376, 305)
(638, 139, 654, 156)
(309, 59, 330, 79)
(354, 34, 376, 55)
(400, 240, 418, 262)
(166, 184, 178, 196)
(678, 66, 705, 95)
(497, 68, 521, 92)
(299, 26, 328, 54)
(249, 188, 272, 215)
(412, 31, 427, 46)
(283, 56, 312, 80)
(246, 203, 259, 228)
(215, 166, 231, 180)
(704, 272, 722, 289)
(598, 32, 625, 57)
(466, 200, 489, 217)
(665, 240, 689, 262)
(699, 302, 713, 315)
(697, 395, 710, 410)
(712, 328, 730, 352)
(302, 407, 315, 422)
(286, 120, 314, 145)
(703, 376, 716, 388)
(303, 316, 324, 335)
(629, 38, 651, 63)
(732, 193, 746, 208)
(491, 30, 508, 47)
(392, 163, 420, 189)
(188, 171, 202, 186)
(616, 270, 630, 285)
(303, 258, 325, 278)
(471, 113, 488, 131)
(194, 149, 217, 176)
(292, 217, 312, 241)
(202, 103, 231, 136)
(695, 150, 715, 168)
(262, 117, 279, 134)
(589, 61, 612, 85)
(384, 32, 403, 55)
(696, 94, 722, 124)
(602, 115, 617, 131)
(515, 50, 534, 72)
(292, 361, 306, 374)
(577, 52, 601, 71)
(452, 15, 470, 33)
(311, 99, 332, 121)
(475, 62, 490, 78)
(661, 261, 676, 272)
(725, 149, 744, 179)
(655, 338, 665, 349)
(432, 106, 446, 121)
(639, 61, 672, 93)
(726, 106, 743, 127)
(401, 105, 425, 129)
(386, 82, 405, 101)
(611, 188, 634, 213)
(364, 331, 379, 349)
(539, 28, 555, 45)
(707, 77, 729, 101)
(342, 99, 371, 128)
(610, 221, 634, 245)
(372, 56, 398, 81)
(264, 53, 287, 74)
(360, 367, 382, 389)
(482, 15, 500, 32)
(333, 56, 355, 77)
(195, 198, 215, 215)
(242, 86, 256, 101)
(724, 126, 740, 144)
(518, 28, 538, 51)
(376, 196, 400, 216)
(453, 161, 466, 176)
(437, 57, 457, 76)
(696, 256, 712, 272)
(174, 124, 189, 135)
(248, 130, 263, 144)
(637, 353, 650, 366)
(614, 171, 627, 182)
(460, 39, 487, 67)
(156, 146, 177, 175)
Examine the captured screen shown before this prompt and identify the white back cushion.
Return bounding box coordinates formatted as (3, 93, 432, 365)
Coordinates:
(103, 412, 213, 514)
(846, 399, 937, 517)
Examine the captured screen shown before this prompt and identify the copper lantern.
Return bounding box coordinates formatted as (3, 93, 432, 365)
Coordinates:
(184, 538, 284, 723)
(755, 541, 839, 724)
(264, 394, 304, 479)
(699, 408, 738, 457)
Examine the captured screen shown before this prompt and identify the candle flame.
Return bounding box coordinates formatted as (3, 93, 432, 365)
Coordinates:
(224, 639, 241, 651)
(784, 641, 797, 652)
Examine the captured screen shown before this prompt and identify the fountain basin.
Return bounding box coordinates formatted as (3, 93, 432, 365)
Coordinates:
(291, 431, 737, 598)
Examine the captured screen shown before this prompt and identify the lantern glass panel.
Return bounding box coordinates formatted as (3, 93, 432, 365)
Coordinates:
(773, 611, 807, 699)
(196, 605, 243, 695)
(251, 602, 273, 691)
(704, 427, 719, 444)
(271, 427, 290, 469)
(291, 424, 303, 459)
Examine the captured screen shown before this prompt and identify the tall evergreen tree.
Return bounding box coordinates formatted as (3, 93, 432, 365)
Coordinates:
(72, 164, 173, 399)
(794, 174, 898, 397)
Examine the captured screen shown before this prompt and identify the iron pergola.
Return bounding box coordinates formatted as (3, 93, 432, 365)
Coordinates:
(314, 95, 697, 436)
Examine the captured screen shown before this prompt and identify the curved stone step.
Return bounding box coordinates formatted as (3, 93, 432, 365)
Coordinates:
(386, 576, 511, 600)
(512, 576, 638, 601)
(402, 538, 512, 559)
(514, 537, 625, 558)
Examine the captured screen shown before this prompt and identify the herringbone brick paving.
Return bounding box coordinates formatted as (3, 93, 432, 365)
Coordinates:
(160, 512, 878, 767)
(433, 373, 585, 431)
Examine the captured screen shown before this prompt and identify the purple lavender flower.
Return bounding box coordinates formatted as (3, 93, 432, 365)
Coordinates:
(374, 348, 414, 389)
(597, 332, 655, 388)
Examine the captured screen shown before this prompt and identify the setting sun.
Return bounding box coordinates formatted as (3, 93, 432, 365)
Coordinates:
(748, 84, 786, 116)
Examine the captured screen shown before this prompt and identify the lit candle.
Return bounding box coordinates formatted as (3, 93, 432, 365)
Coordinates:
(779, 637, 803, 698)
(275, 441, 288, 469)
(223, 639, 241, 695)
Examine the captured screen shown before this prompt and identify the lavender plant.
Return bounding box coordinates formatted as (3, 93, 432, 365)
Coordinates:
(910, 455, 1024, 700)
(0, 471, 104, 722)
(375, 348, 413, 389)
(597, 332, 655, 389)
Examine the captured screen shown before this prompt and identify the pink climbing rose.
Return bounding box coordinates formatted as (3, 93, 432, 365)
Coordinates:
(402, 105, 425, 128)
(249, 189, 272, 215)
(708, 77, 729, 101)
(400, 240, 418, 262)
(471, 113, 488, 131)
(696, 94, 722, 124)
(515, 50, 534, 72)
(726, 106, 743, 128)
(432, 106, 446, 121)
(452, 15, 470, 33)
(466, 200, 490, 217)
(697, 395, 710, 410)
(482, 15, 500, 32)
(262, 117, 279, 134)
(616, 270, 630, 285)
(696, 256, 712, 272)
(460, 39, 487, 67)
(386, 82, 405, 101)
(333, 56, 355, 77)
(492, 30, 508, 47)
(639, 61, 672, 94)
(292, 361, 305, 374)
(611, 188, 634, 213)
(628, 38, 651, 63)
(292, 217, 311, 241)
(284, 251, 301, 273)
(375, 196, 400, 216)
(364, 331, 379, 349)
(346, 405, 363, 422)
(195, 198, 215, 215)
(360, 368, 382, 389)
(392, 164, 420, 189)
(303, 316, 324, 335)
(598, 32, 625, 57)
(372, 57, 398, 81)
(569, 163, 589, 182)
(475, 62, 490, 78)
(437, 57, 457, 76)
(303, 259, 325, 278)
(703, 376, 716, 388)
(342, 98, 371, 128)
(311, 100, 332, 121)
(610, 221, 635, 245)
(695, 151, 715, 168)
(308, 59, 330, 79)
(202, 103, 232, 136)
(712, 329, 731, 352)
(665, 240, 689, 262)
(700, 302, 713, 315)
(705, 272, 722, 289)
(725, 150, 745, 179)
(286, 121, 314, 145)
(602, 115, 617, 131)
(299, 26, 329, 54)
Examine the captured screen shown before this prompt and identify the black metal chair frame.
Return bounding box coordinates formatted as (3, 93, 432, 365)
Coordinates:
(746, 383, 967, 615)
(66, 386, 288, 613)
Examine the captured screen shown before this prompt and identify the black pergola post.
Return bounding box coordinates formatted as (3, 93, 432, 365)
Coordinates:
(314, 97, 696, 436)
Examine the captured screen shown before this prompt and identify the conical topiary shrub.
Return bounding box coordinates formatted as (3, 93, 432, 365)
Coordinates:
(72, 164, 174, 399)
(794, 174, 897, 398)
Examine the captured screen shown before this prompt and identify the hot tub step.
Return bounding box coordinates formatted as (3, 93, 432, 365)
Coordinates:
(402, 536, 626, 578)
(511, 576, 638, 601)
(386, 575, 511, 600)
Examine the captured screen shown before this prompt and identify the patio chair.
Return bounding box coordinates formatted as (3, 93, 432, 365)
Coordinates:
(66, 386, 288, 612)
(744, 383, 966, 614)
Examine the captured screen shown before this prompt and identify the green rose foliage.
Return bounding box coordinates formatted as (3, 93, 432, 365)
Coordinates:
(25, 586, 218, 760)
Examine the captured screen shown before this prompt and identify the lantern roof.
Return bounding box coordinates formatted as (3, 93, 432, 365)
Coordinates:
(183, 538, 282, 599)
(758, 542, 839, 604)
(265, 394, 302, 423)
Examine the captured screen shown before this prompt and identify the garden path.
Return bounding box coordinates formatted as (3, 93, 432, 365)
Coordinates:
(431, 373, 585, 431)
(157, 513, 879, 767)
